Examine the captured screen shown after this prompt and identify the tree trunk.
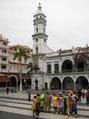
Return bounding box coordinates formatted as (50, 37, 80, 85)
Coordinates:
(19, 64, 22, 92)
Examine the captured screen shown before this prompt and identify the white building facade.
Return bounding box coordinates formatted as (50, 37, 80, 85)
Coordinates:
(32, 4, 89, 91)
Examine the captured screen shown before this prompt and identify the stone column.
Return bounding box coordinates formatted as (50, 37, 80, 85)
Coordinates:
(74, 82, 76, 90)
(51, 61, 54, 74)
(61, 82, 63, 91)
(59, 61, 62, 73)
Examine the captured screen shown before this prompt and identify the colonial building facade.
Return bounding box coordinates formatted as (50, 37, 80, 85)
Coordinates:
(31, 3, 89, 90)
(0, 34, 32, 89)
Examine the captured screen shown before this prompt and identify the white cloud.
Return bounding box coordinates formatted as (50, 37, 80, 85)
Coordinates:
(0, 0, 89, 51)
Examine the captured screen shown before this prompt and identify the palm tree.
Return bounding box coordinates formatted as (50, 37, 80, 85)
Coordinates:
(13, 47, 29, 92)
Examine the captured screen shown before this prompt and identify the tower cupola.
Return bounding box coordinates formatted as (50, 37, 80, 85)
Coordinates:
(32, 3, 48, 54)
(34, 3, 45, 16)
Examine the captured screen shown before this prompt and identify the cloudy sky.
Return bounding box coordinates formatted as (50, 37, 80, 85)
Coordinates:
(0, 0, 89, 51)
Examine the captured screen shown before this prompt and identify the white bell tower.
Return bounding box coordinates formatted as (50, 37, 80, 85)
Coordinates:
(32, 3, 48, 54)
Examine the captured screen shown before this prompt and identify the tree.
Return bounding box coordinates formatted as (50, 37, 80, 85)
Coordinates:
(13, 47, 29, 92)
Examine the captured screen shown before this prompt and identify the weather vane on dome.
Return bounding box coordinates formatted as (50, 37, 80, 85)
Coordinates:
(38, 0, 42, 5)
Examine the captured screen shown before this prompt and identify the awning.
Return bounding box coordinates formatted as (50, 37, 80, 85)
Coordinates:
(0, 76, 9, 82)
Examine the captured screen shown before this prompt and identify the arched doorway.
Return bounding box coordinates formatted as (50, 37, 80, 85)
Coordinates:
(62, 60, 73, 73)
(9, 76, 16, 87)
(35, 79, 38, 90)
(45, 82, 48, 90)
(63, 77, 74, 90)
(76, 76, 88, 90)
(50, 77, 61, 90)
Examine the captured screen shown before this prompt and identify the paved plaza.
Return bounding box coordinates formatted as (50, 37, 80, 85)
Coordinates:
(0, 92, 89, 119)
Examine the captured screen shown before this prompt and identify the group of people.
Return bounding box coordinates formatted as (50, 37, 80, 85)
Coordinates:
(32, 90, 78, 117)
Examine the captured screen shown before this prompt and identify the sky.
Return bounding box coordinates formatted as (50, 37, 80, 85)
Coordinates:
(0, 0, 89, 51)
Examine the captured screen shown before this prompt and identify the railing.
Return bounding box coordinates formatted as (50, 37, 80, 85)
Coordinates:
(62, 69, 72, 73)
(47, 71, 52, 74)
(2, 61, 8, 64)
(1, 69, 8, 72)
(46, 68, 89, 74)
(2, 52, 8, 57)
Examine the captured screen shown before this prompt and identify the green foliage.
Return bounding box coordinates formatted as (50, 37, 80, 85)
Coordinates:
(13, 47, 29, 63)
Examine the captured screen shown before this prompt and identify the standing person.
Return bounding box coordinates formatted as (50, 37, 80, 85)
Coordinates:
(37, 93, 40, 107)
(72, 93, 78, 117)
(77, 90, 82, 102)
(53, 94, 58, 113)
(50, 93, 54, 111)
(44, 92, 51, 112)
(66, 94, 71, 116)
(28, 91, 31, 101)
(35, 100, 40, 116)
(57, 93, 64, 114)
(6, 87, 9, 95)
(32, 96, 37, 116)
(40, 93, 45, 111)
(36, 93, 40, 116)
(63, 94, 67, 114)
(44, 92, 48, 112)
(82, 89, 85, 98)
(86, 89, 89, 105)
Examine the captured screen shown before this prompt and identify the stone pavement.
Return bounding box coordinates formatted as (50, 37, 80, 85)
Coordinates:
(0, 92, 89, 119)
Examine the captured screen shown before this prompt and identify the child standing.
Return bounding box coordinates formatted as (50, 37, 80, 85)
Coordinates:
(32, 96, 37, 116)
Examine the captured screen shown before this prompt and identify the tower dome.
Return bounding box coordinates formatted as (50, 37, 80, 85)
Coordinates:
(34, 3, 45, 16)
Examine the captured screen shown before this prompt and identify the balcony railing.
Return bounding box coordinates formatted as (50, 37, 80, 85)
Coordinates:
(1, 69, 8, 72)
(2, 61, 8, 64)
(62, 69, 72, 73)
(2, 52, 8, 57)
(62, 68, 88, 73)
(46, 68, 89, 74)
(47, 71, 52, 74)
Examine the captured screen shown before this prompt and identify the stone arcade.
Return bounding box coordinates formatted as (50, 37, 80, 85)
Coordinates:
(31, 3, 89, 91)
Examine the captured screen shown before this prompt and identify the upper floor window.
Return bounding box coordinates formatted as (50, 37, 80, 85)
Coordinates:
(1, 65, 6, 69)
(27, 50, 29, 54)
(2, 50, 7, 53)
(2, 57, 6, 61)
(36, 47, 38, 54)
(36, 39, 38, 42)
(36, 16, 38, 19)
(43, 27, 45, 33)
(47, 64, 51, 73)
(2, 42, 7, 46)
(44, 39, 46, 43)
(36, 27, 38, 33)
(54, 63, 59, 73)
